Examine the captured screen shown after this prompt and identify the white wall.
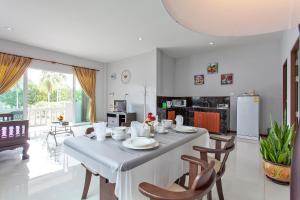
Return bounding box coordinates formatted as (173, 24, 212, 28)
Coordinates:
(174, 40, 282, 132)
(107, 50, 157, 122)
(157, 49, 176, 96)
(280, 28, 299, 125)
(0, 39, 107, 121)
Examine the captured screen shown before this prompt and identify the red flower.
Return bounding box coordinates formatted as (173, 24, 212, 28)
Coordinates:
(150, 116, 156, 121)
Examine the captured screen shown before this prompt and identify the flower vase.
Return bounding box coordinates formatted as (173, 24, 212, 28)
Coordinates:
(150, 125, 155, 133)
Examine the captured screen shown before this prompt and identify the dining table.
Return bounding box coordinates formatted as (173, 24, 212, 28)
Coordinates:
(63, 127, 210, 200)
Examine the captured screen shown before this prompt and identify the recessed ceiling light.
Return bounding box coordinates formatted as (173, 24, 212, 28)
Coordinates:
(209, 41, 215, 46)
(138, 37, 142, 41)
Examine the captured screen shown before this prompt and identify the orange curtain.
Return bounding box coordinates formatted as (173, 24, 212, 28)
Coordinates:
(73, 66, 96, 123)
(0, 53, 32, 94)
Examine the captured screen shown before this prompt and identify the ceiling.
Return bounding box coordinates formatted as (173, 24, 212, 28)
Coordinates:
(0, 0, 283, 63)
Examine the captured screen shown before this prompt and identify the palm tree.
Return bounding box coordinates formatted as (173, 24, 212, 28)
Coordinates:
(40, 71, 66, 103)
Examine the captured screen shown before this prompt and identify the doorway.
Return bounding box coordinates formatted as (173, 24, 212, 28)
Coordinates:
(283, 60, 287, 121)
(290, 38, 299, 130)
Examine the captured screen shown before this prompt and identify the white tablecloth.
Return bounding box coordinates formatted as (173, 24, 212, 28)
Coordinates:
(64, 130, 209, 200)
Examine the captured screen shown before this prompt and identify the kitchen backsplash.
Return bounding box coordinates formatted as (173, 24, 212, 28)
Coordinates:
(192, 96, 230, 108)
(157, 96, 230, 108)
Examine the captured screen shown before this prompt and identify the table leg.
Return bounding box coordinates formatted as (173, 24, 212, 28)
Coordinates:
(53, 133, 58, 146)
(70, 127, 75, 137)
(46, 132, 50, 141)
(100, 176, 118, 200)
(82, 169, 92, 199)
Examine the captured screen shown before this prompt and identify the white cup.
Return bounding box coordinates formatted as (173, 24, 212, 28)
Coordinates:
(112, 127, 127, 140)
(156, 125, 165, 133)
(161, 119, 173, 128)
(141, 125, 150, 137)
(94, 122, 107, 141)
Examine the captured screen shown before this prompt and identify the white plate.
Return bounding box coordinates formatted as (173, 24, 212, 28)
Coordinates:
(174, 126, 197, 133)
(157, 130, 169, 134)
(122, 138, 159, 150)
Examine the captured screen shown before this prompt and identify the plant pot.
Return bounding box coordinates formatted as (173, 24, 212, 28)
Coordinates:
(262, 159, 291, 184)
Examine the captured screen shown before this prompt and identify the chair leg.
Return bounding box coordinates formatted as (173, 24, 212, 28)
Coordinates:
(216, 179, 224, 200)
(82, 169, 92, 199)
(53, 134, 58, 146)
(22, 143, 30, 160)
(207, 191, 212, 200)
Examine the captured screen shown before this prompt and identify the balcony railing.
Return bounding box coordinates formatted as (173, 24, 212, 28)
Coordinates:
(28, 106, 67, 127)
(1, 102, 74, 127)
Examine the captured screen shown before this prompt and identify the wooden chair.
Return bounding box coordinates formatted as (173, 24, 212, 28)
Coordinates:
(81, 127, 99, 199)
(0, 120, 29, 160)
(139, 155, 216, 200)
(193, 135, 235, 200)
(81, 127, 117, 200)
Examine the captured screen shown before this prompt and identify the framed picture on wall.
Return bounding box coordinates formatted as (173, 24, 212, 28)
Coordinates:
(194, 74, 205, 85)
(221, 73, 233, 85)
(207, 62, 218, 74)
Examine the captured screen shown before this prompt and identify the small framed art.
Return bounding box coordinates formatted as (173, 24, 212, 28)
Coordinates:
(207, 63, 218, 74)
(221, 73, 233, 85)
(194, 74, 205, 85)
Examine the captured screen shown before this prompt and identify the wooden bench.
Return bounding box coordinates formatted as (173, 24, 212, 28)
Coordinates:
(0, 120, 29, 160)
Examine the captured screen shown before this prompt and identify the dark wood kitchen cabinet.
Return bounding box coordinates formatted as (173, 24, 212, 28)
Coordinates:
(167, 111, 176, 121)
(194, 111, 220, 133)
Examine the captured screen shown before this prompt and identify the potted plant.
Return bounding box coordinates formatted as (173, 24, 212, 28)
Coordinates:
(57, 114, 64, 123)
(260, 116, 294, 184)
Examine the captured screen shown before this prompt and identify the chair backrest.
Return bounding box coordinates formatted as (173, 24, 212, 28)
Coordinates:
(138, 155, 216, 200)
(181, 155, 216, 192)
(85, 127, 94, 135)
(191, 161, 215, 191)
(219, 136, 235, 174)
(0, 113, 14, 122)
(223, 136, 235, 150)
(0, 120, 29, 147)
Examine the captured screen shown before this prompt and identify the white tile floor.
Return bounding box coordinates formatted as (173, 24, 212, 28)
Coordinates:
(0, 134, 289, 200)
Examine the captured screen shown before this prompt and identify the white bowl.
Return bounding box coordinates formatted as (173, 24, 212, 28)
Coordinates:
(161, 119, 173, 128)
(112, 126, 127, 140)
(112, 133, 126, 141)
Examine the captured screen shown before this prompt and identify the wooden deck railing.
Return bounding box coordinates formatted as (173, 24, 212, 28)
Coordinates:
(0, 113, 14, 121)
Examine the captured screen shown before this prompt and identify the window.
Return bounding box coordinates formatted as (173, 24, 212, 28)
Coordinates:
(0, 67, 91, 125)
(27, 68, 74, 126)
(0, 76, 24, 120)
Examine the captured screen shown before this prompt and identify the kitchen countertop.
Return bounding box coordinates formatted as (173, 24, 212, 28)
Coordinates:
(163, 106, 229, 110)
(190, 106, 229, 110)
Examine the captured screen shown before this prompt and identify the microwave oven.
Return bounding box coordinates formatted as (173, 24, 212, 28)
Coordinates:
(172, 99, 187, 107)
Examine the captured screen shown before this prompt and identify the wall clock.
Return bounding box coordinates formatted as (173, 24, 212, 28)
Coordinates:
(121, 70, 131, 84)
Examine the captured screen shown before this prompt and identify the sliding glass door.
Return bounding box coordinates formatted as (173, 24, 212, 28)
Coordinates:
(27, 68, 74, 126)
(0, 67, 91, 126)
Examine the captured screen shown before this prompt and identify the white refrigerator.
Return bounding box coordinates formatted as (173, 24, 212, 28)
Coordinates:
(237, 95, 260, 140)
